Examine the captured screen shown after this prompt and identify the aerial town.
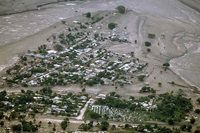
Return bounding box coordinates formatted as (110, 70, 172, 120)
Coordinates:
(0, 0, 200, 133)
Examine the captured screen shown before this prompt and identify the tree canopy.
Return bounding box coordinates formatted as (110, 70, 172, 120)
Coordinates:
(116, 6, 126, 14)
(54, 44, 64, 52)
(108, 23, 117, 30)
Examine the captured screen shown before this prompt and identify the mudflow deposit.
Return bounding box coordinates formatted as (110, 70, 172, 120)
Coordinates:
(0, 0, 200, 92)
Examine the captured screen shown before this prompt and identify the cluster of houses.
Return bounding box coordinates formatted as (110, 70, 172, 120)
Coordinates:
(1, 91, 89, 118)
(134, 98, 157, 111)
(2, 26, 147, 88)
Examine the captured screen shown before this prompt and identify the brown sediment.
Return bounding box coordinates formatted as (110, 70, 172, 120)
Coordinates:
(178, 0, 200, 13)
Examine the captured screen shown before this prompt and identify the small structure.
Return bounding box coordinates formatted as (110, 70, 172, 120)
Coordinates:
(96, 94, 106, 99)
(47, 50, 57, 54)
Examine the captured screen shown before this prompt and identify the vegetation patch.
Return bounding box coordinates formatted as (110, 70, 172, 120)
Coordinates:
(145, 41, 151, 47)
(87, 92, 193, 124)
(140, 86, 156, 93)
(116, 6, 126, 14)
(108, 23, 117, 30)
(148, 33, 156, 39)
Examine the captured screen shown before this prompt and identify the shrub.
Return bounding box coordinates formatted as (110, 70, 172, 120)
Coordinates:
(0, 121, 4, 126)
(125, 124, 131, 129)
(12, 124, 21, 132)
(138, 75, 145, 81)
(197, 98, 200, 103)
(195, 109, 200, 114)
(194, 130, 200, 133)
(62, 20, 66, 24)
(54, 44, 64, 52)
(145, 41, 151, 47)
(168, 119, 174, 125)
(140, 86, 156, 93)
(86, 12, 91, 18)
(80, 25, 87, 29)
(0, 112, 4, 119)
(180, 124, 186, 131)
(108, 23, 117, 30)
(163, 63, 170, 67)
(89, 111, 101, 119)
(158, 82, 162, 87)
(101, 121, 109, 131)
(187, 125, 192, 132)
(147, 48, 151, 52)
(156, 127, 173, 133)
(40, 87, 52, 95)
(60, 118, 69, 130)
(116, 6, 126, 14)
(190, 117, 196, 124)
(148, 34, 156, 39)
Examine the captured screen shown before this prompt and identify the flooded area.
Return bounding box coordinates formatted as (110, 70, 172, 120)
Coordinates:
(1, 0, 200, 89)
(1, 0, 200, 46)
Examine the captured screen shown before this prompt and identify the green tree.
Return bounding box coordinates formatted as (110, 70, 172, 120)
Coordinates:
(83, 124, 88, 131)
(101, 121, 109, 131)
(40, 87, 52, 95)
(190, 117, 196, 124)
(60, 118, 69, 130)
(147, 48, 151, 52)
(0, 121, 4, 126)
(108, 23, 117, 30)
(10, 111, 17, 119)
(197, 98, 200, 103)
(12, 124, 21, 132)
(194, 130, 200, 133)
(158, 82, 162, 87)
(111, 125, 116, 130)
(145, 41, 151, 47)
(187, 125, 192, 132)
(89, 111, 101, 119)
(48, 121, 52, 126)
(86, 12, 91, 18)
(148, 34, 156, 39)
(0, 112, 4, 119)
(163, 63, 170, 67)
(21, 89, 25, 93)
(116, 6, 126, 14)
(168, 119, 174, 125)
(138, 75, 145, 81)
(155, 126, 172, 133)
(125, 124, 130, 129)
(82, 88, 86, 93)
(180, 124, 186, 131)
(54, 44, 64, 52)
(195, 109, 200, 114)
(53, 123, 56, 131)
(29, 112, 35, 118)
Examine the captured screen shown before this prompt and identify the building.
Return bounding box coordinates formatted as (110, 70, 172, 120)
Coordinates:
(96, 94, 106, 99)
